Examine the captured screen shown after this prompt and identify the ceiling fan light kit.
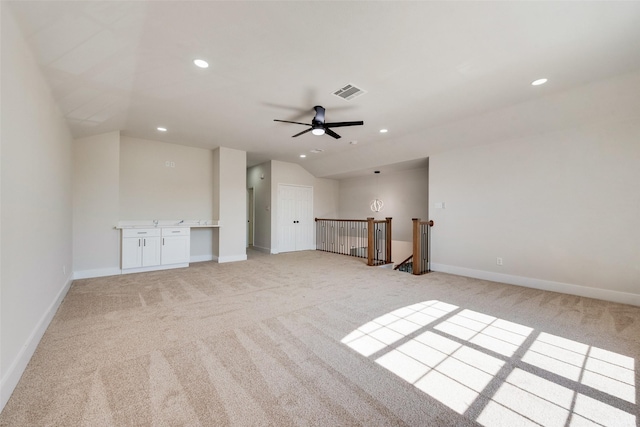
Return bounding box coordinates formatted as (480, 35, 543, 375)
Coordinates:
(274, 105, 363, 139)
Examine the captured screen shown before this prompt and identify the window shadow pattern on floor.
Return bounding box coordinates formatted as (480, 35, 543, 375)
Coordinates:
(341, 300, 636, 426)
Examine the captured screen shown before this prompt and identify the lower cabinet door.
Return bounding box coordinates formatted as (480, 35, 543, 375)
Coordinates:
(142, 237, 161, 267)
(122, 238, 142, 269)
(161, 236, 190, 265)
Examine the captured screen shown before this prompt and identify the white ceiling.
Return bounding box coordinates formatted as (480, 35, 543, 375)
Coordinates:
(7, 1, 640, 178)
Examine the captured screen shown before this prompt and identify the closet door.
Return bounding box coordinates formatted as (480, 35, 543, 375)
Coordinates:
(295, 186, 314, 251)
(278, 184, 313, 253)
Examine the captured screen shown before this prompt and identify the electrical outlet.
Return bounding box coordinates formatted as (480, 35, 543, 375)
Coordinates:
(496, 257, 503, 266)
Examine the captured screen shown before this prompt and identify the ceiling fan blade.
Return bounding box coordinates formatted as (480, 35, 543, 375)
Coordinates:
(324, 121, 364, 128)
(274, 119, 309, 126)
(292, 128, 313, 138)
(324, 128, 341, 139)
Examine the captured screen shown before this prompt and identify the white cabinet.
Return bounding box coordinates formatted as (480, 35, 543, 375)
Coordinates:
(161, 227, 191, 265)
(121, 228, 161, 269)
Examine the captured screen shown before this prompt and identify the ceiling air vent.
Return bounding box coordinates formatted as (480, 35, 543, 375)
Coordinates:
(333, 84, 366, 101)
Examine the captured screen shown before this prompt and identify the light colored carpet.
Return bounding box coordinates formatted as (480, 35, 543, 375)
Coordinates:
(1, 249, 638, 426)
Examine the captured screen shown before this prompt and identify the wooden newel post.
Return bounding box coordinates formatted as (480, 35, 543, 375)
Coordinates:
(385, 217, 392, 264)
(412, 218, 421, 275)
(367, 217, 375, 266)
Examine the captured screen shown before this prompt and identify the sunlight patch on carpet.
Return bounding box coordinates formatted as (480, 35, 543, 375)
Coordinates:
(342, 300, 637, 426)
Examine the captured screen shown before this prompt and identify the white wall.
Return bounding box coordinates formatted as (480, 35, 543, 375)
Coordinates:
(119, 136, 215, 261)
(247, 162, 272, 252)
(73, 132, 121, 278)
(119, 136, 214, 220)
(429, 116, 640, 305)
(270, 160, 339, 253)
(216, 147, 247, 262)
(339, 167, 429, 241)
(1, 6, 73, 410)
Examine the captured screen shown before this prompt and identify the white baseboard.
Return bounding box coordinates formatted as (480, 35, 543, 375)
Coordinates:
(121, 263, 189, 275)
(218, 254, 248, 263)
(73, 267, 121, 280)
(430, 263, 640, 307)
(1, 273, 73, 411)
(190, 254, 216, 263)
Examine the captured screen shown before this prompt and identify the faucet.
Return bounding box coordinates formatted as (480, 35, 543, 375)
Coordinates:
(153, 219, 159, 227)
(178, 220, 184, 224)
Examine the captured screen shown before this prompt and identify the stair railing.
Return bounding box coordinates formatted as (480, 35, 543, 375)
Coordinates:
(315, 217, 392, 266)
(393, 254, 414, 272)
(411, 218, 434, 275)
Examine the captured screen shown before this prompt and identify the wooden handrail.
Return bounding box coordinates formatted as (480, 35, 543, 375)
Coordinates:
(315, 217, 390, 224)
(315, 218, 368, 223)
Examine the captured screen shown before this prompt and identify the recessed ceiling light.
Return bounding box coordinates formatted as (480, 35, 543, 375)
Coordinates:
(157, 127, 167, 132)
(531, 78, 548, 86)
(193, 59, 209, 68)
(299, 154, 306, 158)
(379, 129, 388, 133)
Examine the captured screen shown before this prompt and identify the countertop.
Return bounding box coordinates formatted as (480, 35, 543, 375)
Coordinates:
(115, 220, 220, 229)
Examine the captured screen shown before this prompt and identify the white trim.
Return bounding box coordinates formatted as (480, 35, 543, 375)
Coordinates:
(190, 254, 216, 263)
(430, 263, 640, 307)
(1, 274, 73, 411)
(218, 254, 248, 263)
(73, 267, 121, 280)
(121, 263, 188, 275)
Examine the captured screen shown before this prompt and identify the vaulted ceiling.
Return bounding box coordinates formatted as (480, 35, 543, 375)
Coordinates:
(7, 1, 640, 178)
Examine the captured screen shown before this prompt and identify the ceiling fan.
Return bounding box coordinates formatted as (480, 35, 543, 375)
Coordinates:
(274, 105, 363, 139)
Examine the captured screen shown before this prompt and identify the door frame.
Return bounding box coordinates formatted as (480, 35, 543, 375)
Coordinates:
(247, 187, 255, 247)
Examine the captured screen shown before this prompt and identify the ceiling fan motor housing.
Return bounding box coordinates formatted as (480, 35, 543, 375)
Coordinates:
(313, 105, 326, 123)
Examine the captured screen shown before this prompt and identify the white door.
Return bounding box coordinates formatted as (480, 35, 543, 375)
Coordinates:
(278, 184, 313, 253)
(295, 186, 314, 250)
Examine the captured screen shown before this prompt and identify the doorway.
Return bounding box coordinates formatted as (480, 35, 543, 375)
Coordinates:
(247, 187, 254, 247)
